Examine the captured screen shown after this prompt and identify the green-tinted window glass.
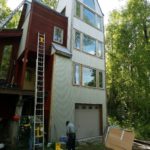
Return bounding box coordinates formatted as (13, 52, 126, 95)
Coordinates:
(0, 45, 12, 79)
(97, 42, 104, 58)
(76, 2, 81, 17)
(99, 71, 103, 88)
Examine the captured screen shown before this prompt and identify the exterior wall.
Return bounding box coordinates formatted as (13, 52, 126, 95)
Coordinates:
(51, 0, 107, 140)
(50, 55, 107, 140)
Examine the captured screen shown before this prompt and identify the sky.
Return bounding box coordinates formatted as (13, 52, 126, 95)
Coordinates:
(7, 0, 127, 24)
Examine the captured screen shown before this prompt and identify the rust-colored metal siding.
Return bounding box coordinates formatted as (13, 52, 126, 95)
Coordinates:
(27, 2, 68, 54)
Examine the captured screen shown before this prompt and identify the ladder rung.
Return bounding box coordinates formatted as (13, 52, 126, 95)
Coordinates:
(36, 102, 44, 104)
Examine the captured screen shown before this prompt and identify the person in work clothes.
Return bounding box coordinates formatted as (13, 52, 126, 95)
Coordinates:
(66, 121, 76, 150)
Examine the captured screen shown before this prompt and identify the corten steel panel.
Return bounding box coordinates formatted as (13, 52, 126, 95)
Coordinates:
(27, 2, 68, 55)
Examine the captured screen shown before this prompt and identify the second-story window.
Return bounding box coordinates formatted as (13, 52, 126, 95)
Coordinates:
(74, 30, 104, 58)
(75, 1, 103, 31)
(83, 34, 96, 55)
(53, 26, 64, 44)
(83, 8, 96, 27)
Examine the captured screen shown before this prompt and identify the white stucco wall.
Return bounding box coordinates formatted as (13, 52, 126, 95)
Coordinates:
(50, 55, 107, 141)
(51, 0, 107, 141)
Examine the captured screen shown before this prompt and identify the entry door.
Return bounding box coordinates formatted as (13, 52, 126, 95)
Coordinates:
(75, 104, 102, 139)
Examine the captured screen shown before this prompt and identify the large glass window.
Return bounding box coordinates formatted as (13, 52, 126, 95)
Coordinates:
(53, 26, 63, 44)
(96, 16, 103, 30)
(97, 42, 104, 58)
(76, 1, 81, 18)
(82, 67, 96, 87)
(83, 8, 96, 27)
(74, 64, 80, 85)
(83, 35, 96, 55)
(75, 31, 81, 49)
(83, 0, 95, 9)
(0, 45, 12, 79)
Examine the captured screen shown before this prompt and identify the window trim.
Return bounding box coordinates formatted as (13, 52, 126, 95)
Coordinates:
(73, 62, 105, 90)
(53, 26, 64, 44)
(75, 0, 103, 31)
(74, 29, 104, 59)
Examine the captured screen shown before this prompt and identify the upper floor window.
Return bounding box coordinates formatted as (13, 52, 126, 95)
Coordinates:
(97, 41, 104, 58)
(74, 30, 104, 58)
(75, 1, 103, 31)
(83, 0, 95, 9)
(53, 26, 64, 44)
(83, 8, 96, 27)
(76, 1, 81, 18)
(83, 35, 96, 55)
(99, 71, 103, 88)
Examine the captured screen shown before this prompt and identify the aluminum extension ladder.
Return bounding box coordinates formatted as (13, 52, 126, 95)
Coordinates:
(34, 32, 45, 150)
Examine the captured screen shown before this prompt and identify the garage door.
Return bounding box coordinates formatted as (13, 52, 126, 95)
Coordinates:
(75, 104, 102, 139)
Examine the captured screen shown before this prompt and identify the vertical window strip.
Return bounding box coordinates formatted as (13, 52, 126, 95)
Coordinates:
(0, 45, 12, 80)
(99, 71, 103, 88)
(75, 31, 81, 49)
(74, 63, 80, 85)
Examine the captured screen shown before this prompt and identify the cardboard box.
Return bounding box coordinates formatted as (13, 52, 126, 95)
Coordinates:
(105, 127, 135, 150)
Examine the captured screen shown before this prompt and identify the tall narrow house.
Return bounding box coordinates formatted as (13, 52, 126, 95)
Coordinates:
(50, 0, 107, 140)
(0, 0, 106, 144)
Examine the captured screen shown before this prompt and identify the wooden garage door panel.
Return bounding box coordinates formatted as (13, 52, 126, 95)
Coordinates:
(75, 107, 100, 139)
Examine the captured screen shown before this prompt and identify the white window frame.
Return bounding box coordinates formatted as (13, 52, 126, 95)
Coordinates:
(73, 63, 104, 89)
(53, 26, 64, 44)
(75, 0, 103, 31)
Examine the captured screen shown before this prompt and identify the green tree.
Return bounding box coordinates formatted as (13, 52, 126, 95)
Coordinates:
(106, 0, 150, 139)
(41, 0, 58, 9)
